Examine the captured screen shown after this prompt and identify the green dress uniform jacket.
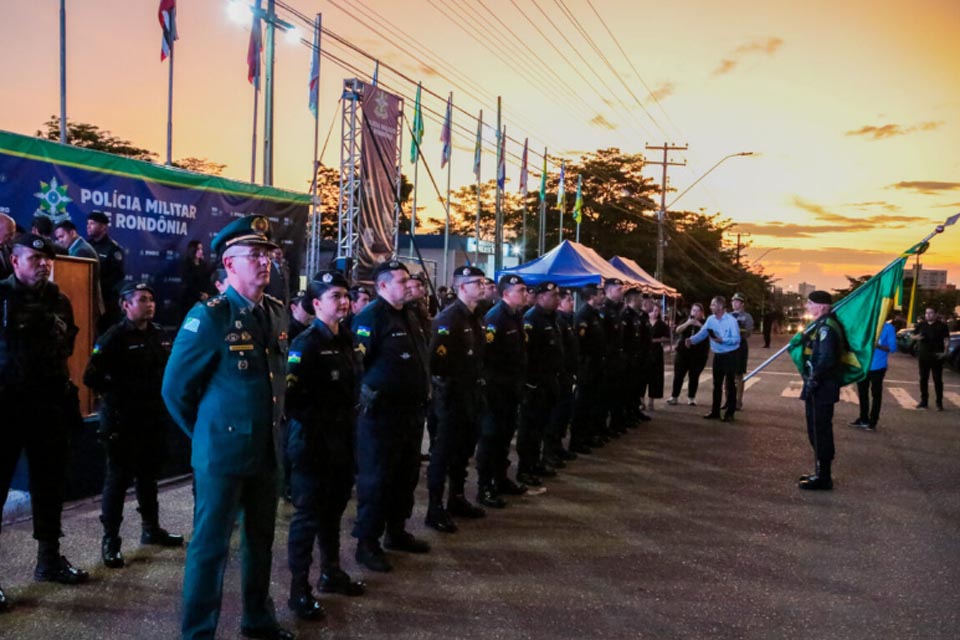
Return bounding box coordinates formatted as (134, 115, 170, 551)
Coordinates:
(162, 285, 289, 475)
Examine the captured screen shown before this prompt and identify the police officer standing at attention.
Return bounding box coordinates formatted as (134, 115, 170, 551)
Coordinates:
(477, 274, 530, 504)
(0, 234, 88, 613)
(352, 260, 431, 573)
(621, 289, 646, 425)
(86, 211, 126, 332)
(425, 265, 487, 532)
(544, 288, 578, 464)
(285, 271, 366, 623)
(797, 290, 843, 491)
(162, 215, 293, 640)
(730, 293, 754, 411)
(600, 278, 628, 436)
(519, 281, 563, 478)
(570, 284, 606, 453)
(84, 282, 183, 571)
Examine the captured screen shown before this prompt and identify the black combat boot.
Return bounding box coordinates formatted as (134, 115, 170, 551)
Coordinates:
(477, 482, 507, 508)
(34, 541, 89, 585)
(101, 533, 125, 569)
(447, 494, 486, 519)
(425, 498, 458, 533)
(288, 574, 325, 621)
(319, 566, 366, 596)
(799, 460, 833, 491)
(141, 525, 184, 547)
(355, 539, 392, 572)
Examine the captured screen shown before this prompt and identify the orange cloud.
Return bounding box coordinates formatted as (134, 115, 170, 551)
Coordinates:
(589, 114, 618, 130)
(888, 181, 960, 195)
(647, 82, 676, 103)
(845, 121, 943, 140)
(713, 37, 783, 75)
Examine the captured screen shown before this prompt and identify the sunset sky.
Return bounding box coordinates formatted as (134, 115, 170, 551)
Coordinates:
(1, 0, 958, 290)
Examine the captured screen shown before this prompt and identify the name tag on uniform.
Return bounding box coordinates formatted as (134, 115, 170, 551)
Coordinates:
(230, 344, 255, 352)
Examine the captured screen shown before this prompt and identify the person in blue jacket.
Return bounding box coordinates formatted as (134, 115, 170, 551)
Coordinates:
(850, 312, 897, 431)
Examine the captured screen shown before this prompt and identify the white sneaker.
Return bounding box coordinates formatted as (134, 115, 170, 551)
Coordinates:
(688, 398, 697, 406)
(666, 397, 678, 406)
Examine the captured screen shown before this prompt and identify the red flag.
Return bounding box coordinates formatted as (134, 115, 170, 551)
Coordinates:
(247, 14, 263, 88)
(158, 0, 178, 62)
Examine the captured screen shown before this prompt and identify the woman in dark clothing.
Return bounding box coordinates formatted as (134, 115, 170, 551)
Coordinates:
(645, 304, 670, 410)
(177, 239, 211, 321)
(668, 303, 710, 405)
(285, 271, 365, 622)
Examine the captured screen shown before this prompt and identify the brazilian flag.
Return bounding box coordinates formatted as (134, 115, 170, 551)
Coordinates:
(788, 242, 926, 386)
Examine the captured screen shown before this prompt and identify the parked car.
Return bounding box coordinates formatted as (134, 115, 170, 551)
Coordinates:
(896, 328, 918, 356)
(946, 331, 960, 372)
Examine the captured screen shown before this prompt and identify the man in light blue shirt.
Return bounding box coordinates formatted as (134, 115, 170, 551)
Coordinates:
(686, 296, 741, 422)
(850, 315, 897, 431)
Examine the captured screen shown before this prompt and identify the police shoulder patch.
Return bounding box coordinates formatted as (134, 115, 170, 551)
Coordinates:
(356, 326, 372, 338)
(288, 351, 302, 364)
(437, 326, 450, 336)
(182, 318, 201, 333)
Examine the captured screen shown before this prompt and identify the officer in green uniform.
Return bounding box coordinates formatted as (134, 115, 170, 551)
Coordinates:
(162, 215, 293, 640)
(798, 290, 843, 491)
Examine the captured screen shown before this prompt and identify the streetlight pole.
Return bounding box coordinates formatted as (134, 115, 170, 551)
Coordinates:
(655, 150, 755, 282)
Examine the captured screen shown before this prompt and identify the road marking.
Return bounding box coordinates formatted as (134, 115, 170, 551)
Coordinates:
(840, 386, 859, 404)
(888, 387, 917, 409)
(781, 383, 801, 398)
(744, 377, 761, 390)
(944, 391, 960, 408)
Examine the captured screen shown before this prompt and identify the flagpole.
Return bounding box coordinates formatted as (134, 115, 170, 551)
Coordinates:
(251, 85, 259, 182)
(442, 92, 452, 287)
(906, 252, 920, 325)
(576, 220, 580, 243)
(165, 28, 174, 165)
(474, 110, 482, 265)
(744, 226, 945, 381)
(59, 0, 67, 144)
(558, 160, 565, 245)
(308, 13, 322, 277)
(494, 97, 503, 273)
(539, 147, 547, 256)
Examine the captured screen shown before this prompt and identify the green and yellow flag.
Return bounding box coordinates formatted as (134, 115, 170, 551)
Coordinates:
(410, 82, 424, 164)
(572, 174, 583, 224)
(788, 242, 925, 386)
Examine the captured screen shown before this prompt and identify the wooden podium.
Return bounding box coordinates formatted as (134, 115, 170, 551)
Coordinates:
(51, 255, 97, 416)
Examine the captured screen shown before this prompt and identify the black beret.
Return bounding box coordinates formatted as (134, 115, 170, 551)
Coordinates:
(483, 277, 496, 285)
(732, 292, 746, 302)
(349, 285, 371, 298)
(119, 282, 155, 298)
(533, 281, 558, 294)
(558, 287, 572, 297)
(498, 274, 526, 287)
(409, 272, 428, 284)
(311, 270, 349, 289)
(604, 278, 624, 287)
(87, 211, 110, 225)
(372, 259, 409, 278)
(581, 284, 601, 297)
(808, 290, 832, 305)
(13, 233, 56, 258)
(210, 215, 277, 256)
(455, 265, 485, 278)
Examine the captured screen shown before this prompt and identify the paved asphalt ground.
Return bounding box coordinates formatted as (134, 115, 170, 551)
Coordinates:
(1, 335, 958, 639)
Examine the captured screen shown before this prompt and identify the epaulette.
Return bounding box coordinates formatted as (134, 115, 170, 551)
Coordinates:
(205, 295, 227, 307)
(263, 293, 283, 307)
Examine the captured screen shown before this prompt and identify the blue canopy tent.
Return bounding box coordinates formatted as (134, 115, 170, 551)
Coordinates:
(609, 255, 679, 297)
(497, 240, 644, 288)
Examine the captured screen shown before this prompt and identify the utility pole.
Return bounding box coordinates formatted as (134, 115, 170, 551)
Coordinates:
(645, 143, 687, 282)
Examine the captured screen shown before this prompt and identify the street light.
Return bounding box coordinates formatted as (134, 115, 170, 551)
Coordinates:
(656, 151, 755, 282)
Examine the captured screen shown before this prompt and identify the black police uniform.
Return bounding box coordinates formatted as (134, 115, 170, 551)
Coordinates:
(476, 299, 526, 493)
(913, 319, 949, 408)
(799, 312, 843, 490)
(84, 309, 181, 566)
(571, 302, 605, 449)
(0, 262, 88, 585)
(352, 293, 430, 562)
(601, 298, 626, 434)
(545, 307, 578, 460)
(426, 297, 485, 529)
(621, 304, 647, 423)
(286, 316, 363, 609)
(89, 233, 126, 331)
(519, 301, 563, 477)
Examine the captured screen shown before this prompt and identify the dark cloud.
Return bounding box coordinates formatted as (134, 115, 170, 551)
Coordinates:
(713, 37, 783, 75)
(845, 121, 943, 140)
(888, 181, 960, 195)
(589, 114, 618, 130)
(647, 82, 676, 103)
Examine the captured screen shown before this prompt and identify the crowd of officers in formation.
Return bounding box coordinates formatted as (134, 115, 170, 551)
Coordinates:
(2, 210, 951, 639)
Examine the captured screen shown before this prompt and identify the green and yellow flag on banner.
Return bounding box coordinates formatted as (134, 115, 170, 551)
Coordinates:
(572, 174, 583, 224)
(788, 241, 926, 386)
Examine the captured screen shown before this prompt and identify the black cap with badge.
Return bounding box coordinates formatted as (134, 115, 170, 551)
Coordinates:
(119, 281, 155, 300)
(13, 233, 56, 258)
(808, 290, 832, 305)
(533, 281, 558, 295)
(455, 265, 485, 278)
(87, 211, 110, 225)
(372, 259, 409, 279)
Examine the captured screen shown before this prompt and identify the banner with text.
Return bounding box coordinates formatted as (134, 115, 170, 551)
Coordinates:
(0, 130, 310, 323)
(359, 83, 402, 277)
